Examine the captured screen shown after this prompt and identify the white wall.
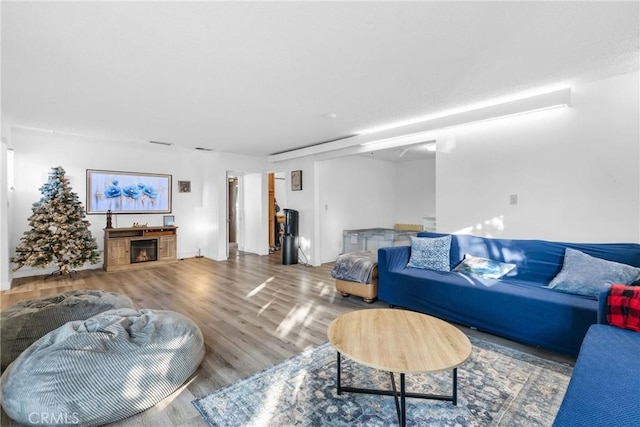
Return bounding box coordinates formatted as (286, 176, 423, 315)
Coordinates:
(318, 156, 397, 263)
(437, 71, 640, 243)
(394, 158, 436, 226)
(284, 160, 317, 265)
(6, 127, 266, 280)
(241, 173, 268, 255)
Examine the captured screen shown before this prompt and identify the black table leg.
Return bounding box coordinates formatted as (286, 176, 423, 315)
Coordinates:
(400, 373, 406, 427)
(390, 373, 407, 427)
(390, 373, 401, 425)
(453, 368, 457, 405)
(336, 351, 342, 395)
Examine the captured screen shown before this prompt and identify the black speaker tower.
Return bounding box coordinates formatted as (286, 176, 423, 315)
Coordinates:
(282, 209, 299, 265)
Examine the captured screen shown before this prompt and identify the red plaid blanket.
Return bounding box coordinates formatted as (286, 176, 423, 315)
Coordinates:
(607, 284, 640, 332)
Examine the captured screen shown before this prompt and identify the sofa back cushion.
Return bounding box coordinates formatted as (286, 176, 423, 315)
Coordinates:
(406, 235, 452, 271)
(417, 232, 640, 284)
(546, 248, 640, 298)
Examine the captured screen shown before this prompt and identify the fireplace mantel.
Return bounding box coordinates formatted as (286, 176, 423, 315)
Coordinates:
(103, 226, 178, 271)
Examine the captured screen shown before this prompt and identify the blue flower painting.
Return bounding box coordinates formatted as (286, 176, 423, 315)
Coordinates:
(140, 183, 158, 199)
(122, 185, 142, 199)
(104, 184, 122, 198)
(87, 170, 171, 214)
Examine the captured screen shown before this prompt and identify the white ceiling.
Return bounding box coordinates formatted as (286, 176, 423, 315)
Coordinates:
(2, 1, 638, 159)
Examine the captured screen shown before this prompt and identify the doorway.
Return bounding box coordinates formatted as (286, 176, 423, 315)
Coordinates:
(227, 175, 238, 257)
(268, 172, 287, 253)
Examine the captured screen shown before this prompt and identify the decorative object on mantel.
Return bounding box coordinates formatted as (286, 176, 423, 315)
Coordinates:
(132, 222, 148, 228)
(163, 215, 175, 226)
(193, 337, 571, 426)
(105, 209, 113, 229)
(178, 180, 191, 193)
(291, 170, 302, 191)
(11, 166, 100, 277)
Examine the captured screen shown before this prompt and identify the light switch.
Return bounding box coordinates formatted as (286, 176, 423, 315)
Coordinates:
(510, 194, 518, 205)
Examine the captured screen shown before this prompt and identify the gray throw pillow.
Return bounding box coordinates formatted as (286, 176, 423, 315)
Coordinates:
(547, 248, 640, 299)
(407, 235, 451, 272)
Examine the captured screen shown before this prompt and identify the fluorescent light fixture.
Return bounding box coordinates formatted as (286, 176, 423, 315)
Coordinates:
(357, 87, 571, 135)
(425, 143, 437, 152)
(359, 88, 569, 151)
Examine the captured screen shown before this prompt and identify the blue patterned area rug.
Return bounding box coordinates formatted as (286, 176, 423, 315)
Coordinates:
(192, 336, 572, 426)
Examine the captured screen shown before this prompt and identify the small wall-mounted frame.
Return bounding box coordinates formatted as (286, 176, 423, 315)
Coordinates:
(291, 170, 302, 191)
(163, 215, 175, 226)
(178, 180, 191, 193)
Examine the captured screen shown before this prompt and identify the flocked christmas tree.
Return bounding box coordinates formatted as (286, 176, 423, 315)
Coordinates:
(12, 166, 100, 275)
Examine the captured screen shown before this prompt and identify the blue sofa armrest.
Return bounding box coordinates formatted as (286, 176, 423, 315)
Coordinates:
(597, 287, 610, 325)
(378, 246, 411, 273)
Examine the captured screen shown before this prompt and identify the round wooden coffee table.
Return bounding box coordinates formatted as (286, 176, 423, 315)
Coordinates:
(327, 308, 472, 426)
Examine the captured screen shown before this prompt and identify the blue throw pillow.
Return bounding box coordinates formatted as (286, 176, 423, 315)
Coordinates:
(407, 235, 451, 272)
(547, 248, 640, 299)
(452, 254, 517, 279)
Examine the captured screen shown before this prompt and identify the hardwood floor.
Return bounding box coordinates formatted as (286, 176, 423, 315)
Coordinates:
(1, 248, 575, 426)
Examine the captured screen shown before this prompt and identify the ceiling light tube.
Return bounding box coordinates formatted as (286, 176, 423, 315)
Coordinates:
(357, 87, 571, 135)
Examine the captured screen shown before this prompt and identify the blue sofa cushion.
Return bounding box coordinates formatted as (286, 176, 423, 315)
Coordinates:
(452, 254, 516, 279)
(547, 248, 640, 299)
(407, 235, 451, 272)
(553, 325, 640, 426)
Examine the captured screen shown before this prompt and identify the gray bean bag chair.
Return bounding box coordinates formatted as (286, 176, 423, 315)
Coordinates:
(1, 308, 205, 427)
(1, 289, 133, 369)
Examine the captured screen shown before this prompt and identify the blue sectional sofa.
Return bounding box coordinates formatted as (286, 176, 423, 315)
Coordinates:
(377, 232, 640, 356)
(553, 288, 640, 426)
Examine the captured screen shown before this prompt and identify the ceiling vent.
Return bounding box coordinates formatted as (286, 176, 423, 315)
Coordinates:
(149, 140, 173, 146)
(195, 147, 213, 151)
